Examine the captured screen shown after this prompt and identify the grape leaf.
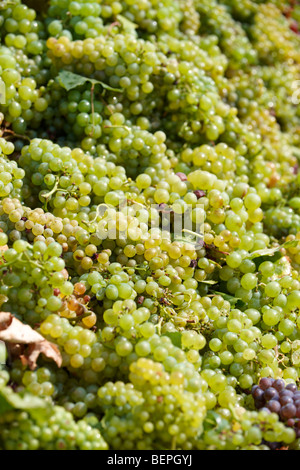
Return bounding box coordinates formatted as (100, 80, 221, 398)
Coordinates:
(249, 240, 299, 268)
(0, 386, 50, 420)
(0, 312, 62, 370)
(248, 240, 299, 260)
(283, 240, 299, 248)
(162, 332, 182, 348)
(248, 246, 280, 259)
(0, 387, 47, 410)
(203, 410, 230, 432)
(253, 250, 282, 269)
(57, 70, 87, 91)
(210, 291, 241, 306)
(57, 70, 122, 93)
(116, 14, 138, 31)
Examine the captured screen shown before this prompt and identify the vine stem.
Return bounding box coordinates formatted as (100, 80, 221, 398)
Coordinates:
(182, 228, 203, 239)
(2, 128, 30, 142)
(41, 177, 60, 210)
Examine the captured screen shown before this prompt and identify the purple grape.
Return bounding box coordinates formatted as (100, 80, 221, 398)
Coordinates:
(255, 398, 266, 409)
(267, 400, 281, 413)
(279, 395, 294, 406)
(259, 377, 274, 390)
(280, 403, 296, 420)
(252, 387, 265, 400)
(286, 383, 297, 393)
(286, 418, 295, 427)
(279, 389, 294, 398)
(260, 407, 271, 414)
(264, 387, 279, 401)
(272, 379, 285, 392)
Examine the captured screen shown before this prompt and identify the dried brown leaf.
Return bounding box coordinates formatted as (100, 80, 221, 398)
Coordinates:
(0, 312, 12, 331)
(0, 313, 44, 343)
(22, 341, 62, 370)
(0, 312, 62, 370)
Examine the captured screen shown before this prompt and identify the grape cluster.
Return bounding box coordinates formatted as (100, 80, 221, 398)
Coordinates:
(98, 358, 207, 450)
(195, 406, 296, 450)
(0, 1, 45, 56)
(0, 406, 108, 450)
(0, 368, 108, 450)
(251, 377, 300, 447)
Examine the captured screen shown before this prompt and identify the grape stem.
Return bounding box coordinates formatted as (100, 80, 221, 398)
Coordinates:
(2, 128, 30, 142)
(82, 203, 109, 225)
(41, 177, 60, 210)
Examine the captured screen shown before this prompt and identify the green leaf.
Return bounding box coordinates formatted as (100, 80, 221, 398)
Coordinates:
(57, 70, 87, 91)
(211, 291, 241, 306)
(203, 410, 230, 432)
(253, 250, 282, 269)
(116, 14, 138, 31)
(88, 78, 123, 93)
(162, 332, 182, 348)
(0, 386, 50, 420)
(248, 246, 280, 259)
(248, 240, 298, 261)
(57, 70, 122, 93)
(249, 240, 298, 269)
(0, 387, 47, 412)
(283, 240, 299, 248)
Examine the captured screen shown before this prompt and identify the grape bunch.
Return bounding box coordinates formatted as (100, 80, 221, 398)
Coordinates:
(251, 377, 300, 448)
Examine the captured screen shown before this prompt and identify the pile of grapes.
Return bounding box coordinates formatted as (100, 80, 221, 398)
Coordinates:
(1, 0, 300, 451)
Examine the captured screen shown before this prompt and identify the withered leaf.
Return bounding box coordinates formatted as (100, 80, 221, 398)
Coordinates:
(22, 341, 62, 370)
(0, 312, 62, 370)
(0, 312, 12, 331)
(0, 313, 44, 344)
